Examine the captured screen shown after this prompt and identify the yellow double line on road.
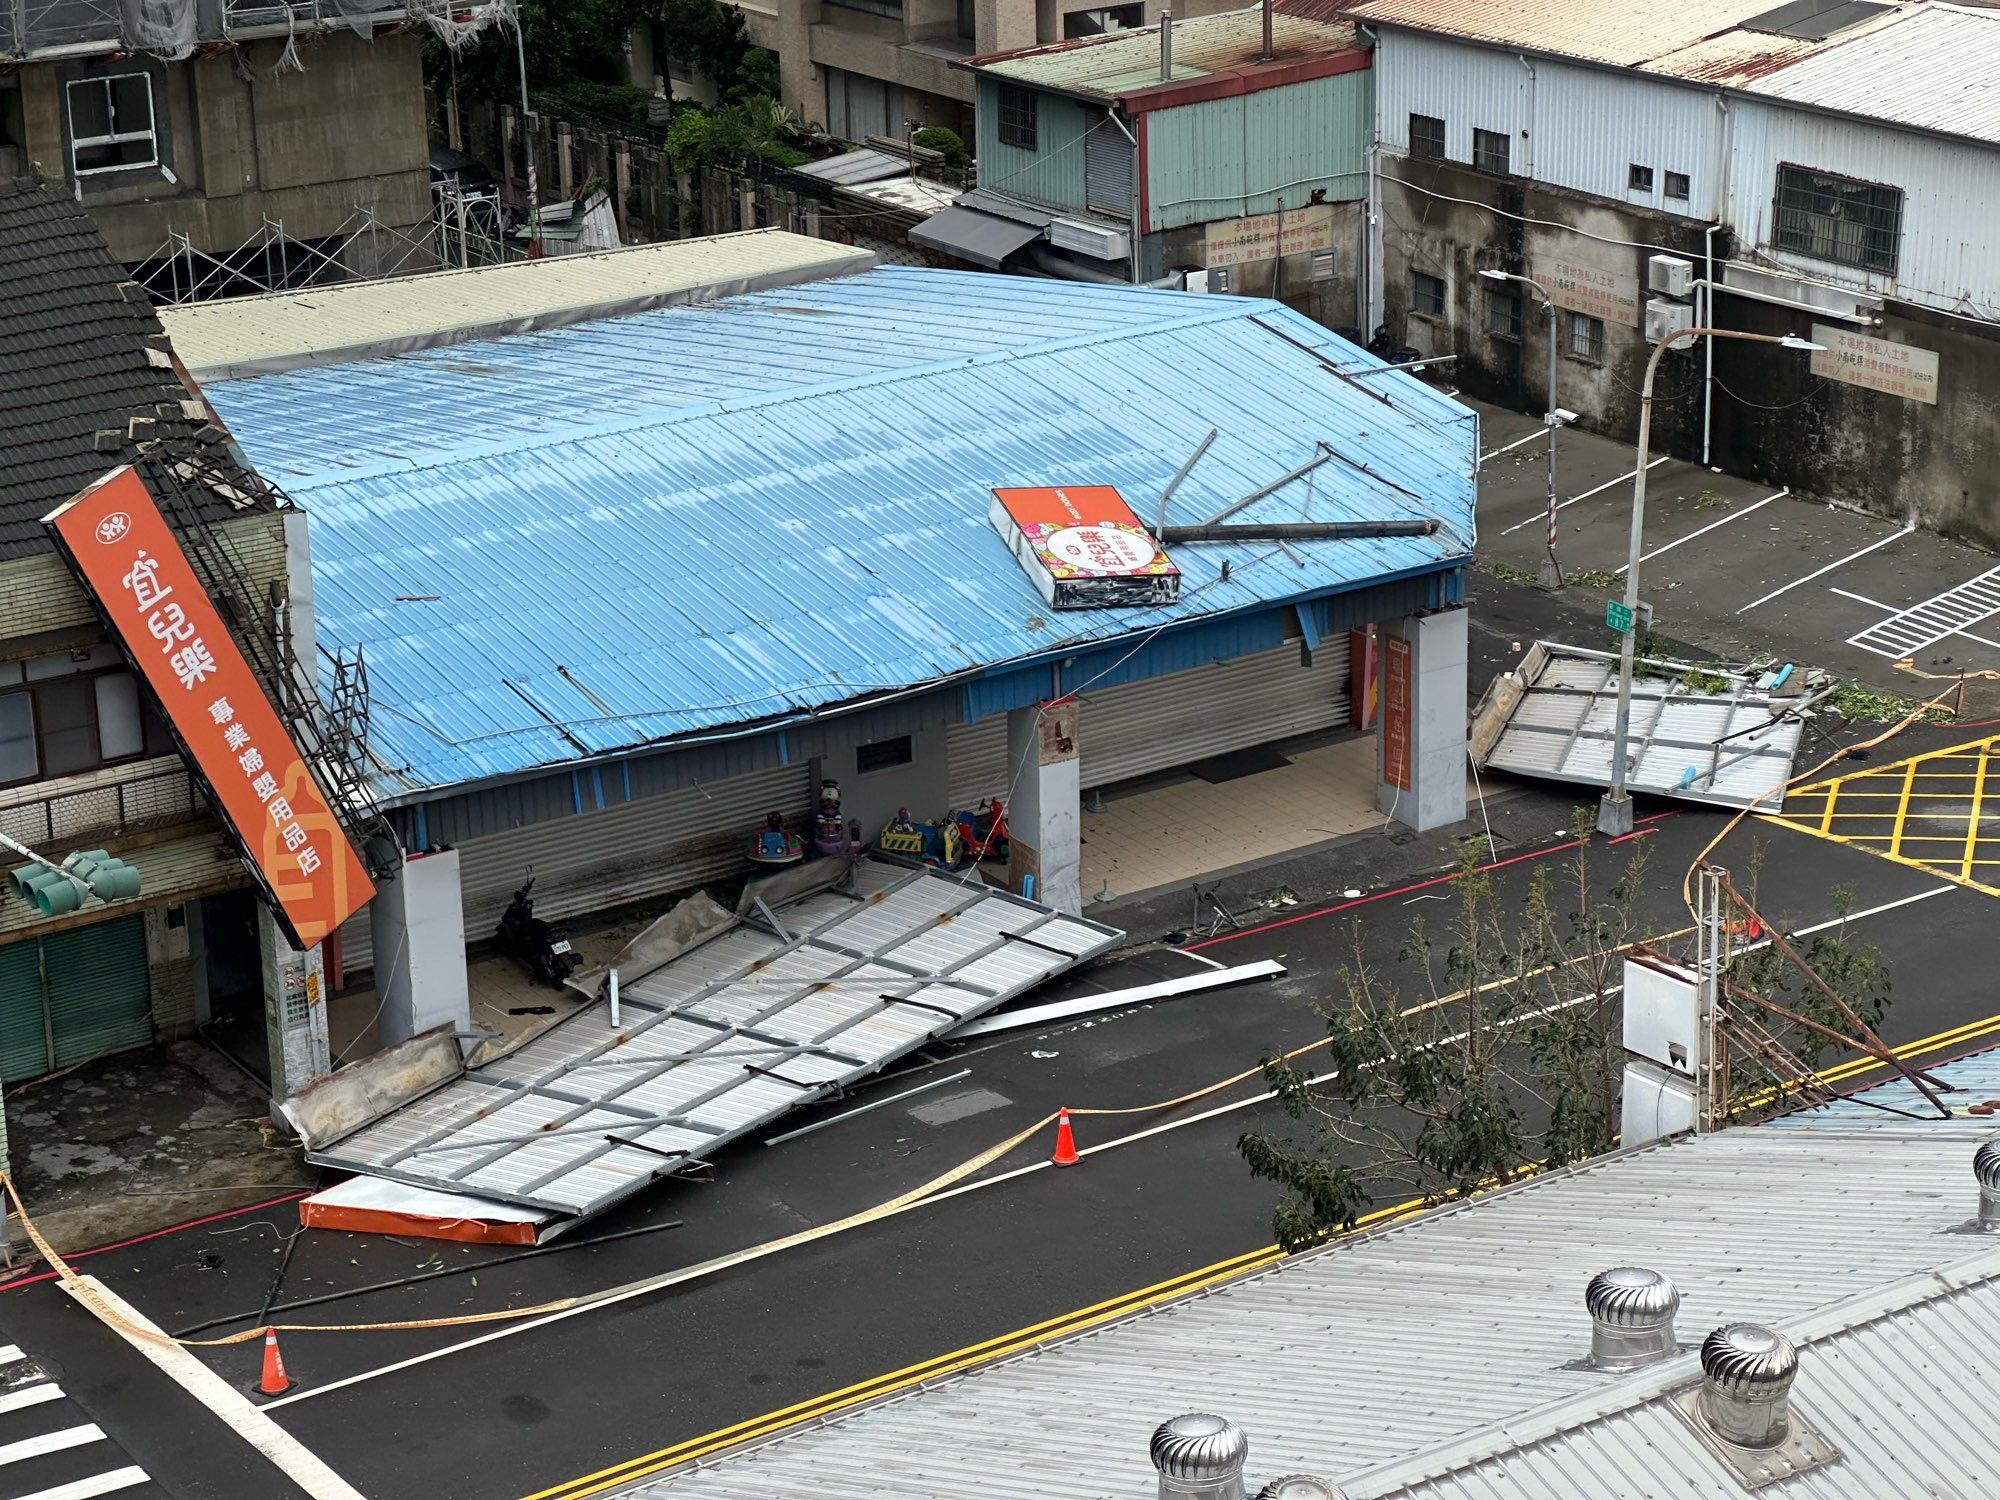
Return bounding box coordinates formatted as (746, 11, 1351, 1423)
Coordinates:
(521, 1005, 2000, 1500)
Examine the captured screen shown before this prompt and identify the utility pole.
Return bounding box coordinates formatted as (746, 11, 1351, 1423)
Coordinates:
(1598, 327, 1823, 836)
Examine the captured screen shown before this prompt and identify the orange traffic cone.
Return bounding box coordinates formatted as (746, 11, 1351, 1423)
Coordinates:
(1051, 1108, 1081, 1168)
(256, 1329, 294, 1397)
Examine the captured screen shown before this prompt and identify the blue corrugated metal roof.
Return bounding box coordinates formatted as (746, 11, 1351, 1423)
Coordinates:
(204, 267, 1476, 796)
(1766, 1039, 2000, 1127)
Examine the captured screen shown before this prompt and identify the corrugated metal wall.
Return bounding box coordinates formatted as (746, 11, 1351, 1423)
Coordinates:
(1375, 32, 1722, 219)
(1728, 99, 2000, 316)
(976, 78, 1093, 213)
(948, 638, 1352, 805)
(340, 760, 811, 974)
(1145, 71, 1372, 232)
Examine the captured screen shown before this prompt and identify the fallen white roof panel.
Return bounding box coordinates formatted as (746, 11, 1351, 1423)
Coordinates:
(1474, 642, 1804, 808)
(305, 859, 1120, 1222)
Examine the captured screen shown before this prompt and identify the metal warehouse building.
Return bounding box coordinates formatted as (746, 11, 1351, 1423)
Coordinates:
(170, 232, 1476, 1077)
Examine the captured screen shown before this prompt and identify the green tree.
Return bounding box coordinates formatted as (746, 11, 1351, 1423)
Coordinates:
(1239, 814, 1645, 1251)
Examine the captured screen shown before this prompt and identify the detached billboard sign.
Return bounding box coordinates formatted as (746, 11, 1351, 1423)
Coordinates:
(45, 467, 374, 950)
(989, 485, 1180, 610)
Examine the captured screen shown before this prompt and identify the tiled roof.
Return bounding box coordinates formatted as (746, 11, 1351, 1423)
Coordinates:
(0, 176, 258, 562)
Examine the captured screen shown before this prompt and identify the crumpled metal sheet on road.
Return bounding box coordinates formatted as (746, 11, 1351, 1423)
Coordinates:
(1471, 641, 1805, 809)
(305, 859, 1121, 1227)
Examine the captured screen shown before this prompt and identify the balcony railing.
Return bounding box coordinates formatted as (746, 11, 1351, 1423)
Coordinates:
(6, 0, 416, 59)
(0, 759, 203, 850)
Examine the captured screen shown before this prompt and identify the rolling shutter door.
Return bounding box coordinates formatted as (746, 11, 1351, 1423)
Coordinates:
(43, 918, 152, 1068)
(0, 942, 49, 1083)
(1085, 115, 1134, 217)
(0, 918, 152, 1082)
(341, 760, 812, 976)
(948, 639, 1352, 805)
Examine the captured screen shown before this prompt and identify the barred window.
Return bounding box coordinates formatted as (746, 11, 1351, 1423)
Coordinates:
(1773, 163, 1901, 273)
(1567, 311, 1605, 363)
(1410, 114, 1446, 161)
(1412, 271, 1446, 318)
(1487, 284, 1522, 340)
(997, 85, 1038, 151)
(1473, 128, 1510, 176)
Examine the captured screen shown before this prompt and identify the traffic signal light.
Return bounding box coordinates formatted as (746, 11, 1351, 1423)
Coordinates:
(5, 850, 141, 915)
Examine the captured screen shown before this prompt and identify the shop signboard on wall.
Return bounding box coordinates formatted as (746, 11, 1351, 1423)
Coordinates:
(44, 467, 375, 951)
(989, 485, 1181, 610)
(1809, 324, 1940, 405)
(1383, 634, 1412, 791)
(1204, 205, 1337, 269)
(1541, 258, 1641, 327)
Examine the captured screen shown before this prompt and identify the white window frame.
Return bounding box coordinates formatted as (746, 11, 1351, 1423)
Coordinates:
(67, 72, 158, 178)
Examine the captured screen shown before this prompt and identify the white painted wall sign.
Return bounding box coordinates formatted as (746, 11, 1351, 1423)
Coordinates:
(1809, 324, 1940, 405)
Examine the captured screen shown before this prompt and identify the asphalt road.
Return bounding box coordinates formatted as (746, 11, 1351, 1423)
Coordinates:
(4, 774, 1996, 1499)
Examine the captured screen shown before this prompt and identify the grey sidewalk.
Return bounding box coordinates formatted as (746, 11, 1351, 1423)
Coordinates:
(1469, 396, 2000, 708)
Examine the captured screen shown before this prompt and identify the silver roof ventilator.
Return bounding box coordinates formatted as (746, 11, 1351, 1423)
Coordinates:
(1671, 1323, 1841, 1488)
(1977, 1137, 2000, 1230)
(1585, 1266, 1681, 1369)
(1151, 1415, 1249, 1500)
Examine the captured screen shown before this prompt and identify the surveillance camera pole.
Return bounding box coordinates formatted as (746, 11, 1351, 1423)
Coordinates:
(1597, 326, 1824, 836)
(1478, 269, 1565, 588)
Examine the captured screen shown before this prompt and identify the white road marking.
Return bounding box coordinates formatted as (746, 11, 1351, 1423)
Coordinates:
(0, 1425, 103, 1467)
(1828, 588, 2000, 654)
(1846, 565, 2000, 658)
(1735, 522, 1914, 614)
(15, 1467, 152, 1500)
(1480, 428, 1550, 464)
(60, 1277, 366, 1500)
(1616, 490, 1784, 576)
(0, 1347, 25, 1368)
(263, 884, 1957, 1411)
(0, 1383, 65, 1416)
(1499, 456, 1670, 535)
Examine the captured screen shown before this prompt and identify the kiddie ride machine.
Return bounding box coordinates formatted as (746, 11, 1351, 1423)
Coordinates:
(748, 779, 860, 870)
(876, 799, 1009, 872)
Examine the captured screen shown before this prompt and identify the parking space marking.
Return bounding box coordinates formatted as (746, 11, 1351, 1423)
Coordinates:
(1828, 587, 2000, 654)
(1846, 565, 2000, 659)
(1735, 522, 1915, 614)
(1616, 490, 1783, 575)
(1479, 428, 1550, 465)
(1498, 455, 1670, 535)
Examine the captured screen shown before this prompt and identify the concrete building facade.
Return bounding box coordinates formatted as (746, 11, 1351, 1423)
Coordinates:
(1356, 0, 2000, 542)
(738, 0, 1240, 145)
(1, 0, 506, 293)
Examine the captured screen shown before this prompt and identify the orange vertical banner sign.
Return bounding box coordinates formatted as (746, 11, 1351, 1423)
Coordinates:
(1383, 632, 1412, 792)
(44, 467, 374, 950)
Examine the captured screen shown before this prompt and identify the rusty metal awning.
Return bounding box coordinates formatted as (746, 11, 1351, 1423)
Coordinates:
(1471, 642, 1806, 809)
(305, 859, 1120, 1225)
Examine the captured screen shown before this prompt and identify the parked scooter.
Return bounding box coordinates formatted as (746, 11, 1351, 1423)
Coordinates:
(1367, 322, 1422, 367)
(495, 873, 582, 987)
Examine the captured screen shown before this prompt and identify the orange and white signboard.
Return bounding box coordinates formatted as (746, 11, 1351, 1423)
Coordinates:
(44, 467, 373, 950)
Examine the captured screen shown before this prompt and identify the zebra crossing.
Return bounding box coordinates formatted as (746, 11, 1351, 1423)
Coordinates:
(0, 1346, 159, 1500)
(1844, 563, 2000, 659)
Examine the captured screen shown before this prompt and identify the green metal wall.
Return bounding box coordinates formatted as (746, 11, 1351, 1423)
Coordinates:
(975, 78, 1095, 214)
(1144, 70, 1372, 232)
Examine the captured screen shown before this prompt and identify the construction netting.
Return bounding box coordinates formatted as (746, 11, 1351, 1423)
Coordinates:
(8, 0, 512, 62)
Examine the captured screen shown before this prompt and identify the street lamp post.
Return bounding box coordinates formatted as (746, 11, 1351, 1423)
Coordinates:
(1596, 326, 1824, 836)
(1479, 269, 1573, 589)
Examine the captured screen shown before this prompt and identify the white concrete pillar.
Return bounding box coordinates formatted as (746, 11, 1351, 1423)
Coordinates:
(370, 847, 472, 1049)
(1005, 699, 1081, 915)
(1376, 606, 1468, 833)
(260, 904, 330, 1117)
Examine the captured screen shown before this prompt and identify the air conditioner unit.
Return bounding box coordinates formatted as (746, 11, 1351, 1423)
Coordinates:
(1647, 253, 1694, 298)
(1644, 297, 1694, 344)
(1048, 217, 1130, 262)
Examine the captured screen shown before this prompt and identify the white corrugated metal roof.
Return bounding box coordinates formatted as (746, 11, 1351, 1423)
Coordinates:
(1473, 643, 1804, 809)
(1741, 4, 2000, 144)
(1347, 0, 1921, 86)
(308, 860, 1119, 1222)
(162, 231, 873, 381)
(626, 1111, 2000, 1498)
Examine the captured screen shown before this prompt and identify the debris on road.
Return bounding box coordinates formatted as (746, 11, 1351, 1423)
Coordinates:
(1470, 641, 1817, 809)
